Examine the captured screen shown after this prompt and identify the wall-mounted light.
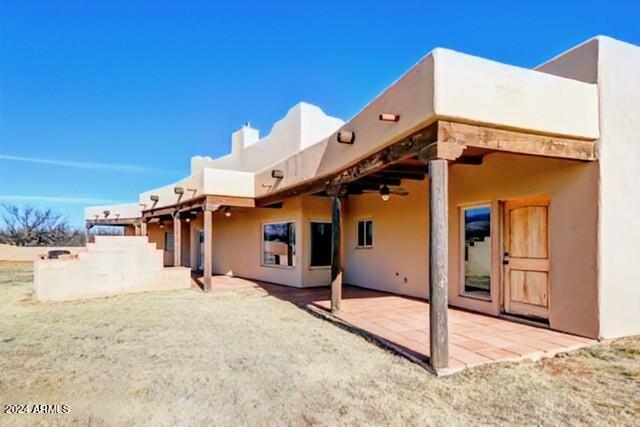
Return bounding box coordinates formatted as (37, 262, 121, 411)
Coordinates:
(185, 217, 191, 223)
(271, 169, 284, 179)
(380, 185, 391, 202)
(159, 220, 164, 229)
(174, 187, 184, 195)
(150, 195, 159, 202)
(337, 130, 355, 144)
(379, 113, 400, 122)
(103, 210, 110, 217)
(224, 207, 232, 218)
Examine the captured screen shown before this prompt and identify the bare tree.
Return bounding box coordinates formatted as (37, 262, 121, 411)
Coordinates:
(0, 204, 84, 246)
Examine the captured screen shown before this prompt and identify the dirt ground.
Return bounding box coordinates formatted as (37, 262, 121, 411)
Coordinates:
(0, 261, 638, 426)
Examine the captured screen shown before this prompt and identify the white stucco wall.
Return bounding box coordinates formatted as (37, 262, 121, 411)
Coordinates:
(538, 36, 640, 339)
(34, 236, 190, 301)
(85, 203, 142, 221)
(191, 102, 344, 174)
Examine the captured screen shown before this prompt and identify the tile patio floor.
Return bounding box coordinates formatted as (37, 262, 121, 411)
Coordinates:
(202, 275, 595, 370)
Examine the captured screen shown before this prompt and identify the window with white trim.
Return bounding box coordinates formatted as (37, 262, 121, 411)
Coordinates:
(164, 232, 174, 252)
(356, 219, 373, 248)
(461, 205, 491, 298)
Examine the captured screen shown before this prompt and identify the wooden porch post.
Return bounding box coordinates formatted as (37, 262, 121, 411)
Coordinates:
(173, 214, 181, 267)
(203, 209, 213, 292)
(331, 195, 343, 313)
(329, 186, 346, 314)
(428, 158, 449, 370)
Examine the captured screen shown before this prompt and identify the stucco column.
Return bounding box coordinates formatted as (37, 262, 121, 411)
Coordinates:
(173, 214, 181, 267)
(203, 209, 213, 292)
(140, 219, 148, 237)
(428, 158, 449, 370)
(189, 219, 198, 271)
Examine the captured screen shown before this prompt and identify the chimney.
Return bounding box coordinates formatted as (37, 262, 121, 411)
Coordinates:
(231, 122, 260, 156)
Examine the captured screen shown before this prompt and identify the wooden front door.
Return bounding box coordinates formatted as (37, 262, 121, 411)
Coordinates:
(503, 196, 550, 320)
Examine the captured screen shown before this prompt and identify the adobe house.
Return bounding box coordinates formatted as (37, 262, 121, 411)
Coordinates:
(85, 36, 640, 371)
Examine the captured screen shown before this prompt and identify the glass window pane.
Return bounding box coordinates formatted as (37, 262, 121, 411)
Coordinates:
(357, 221, 365, 247)
(463, 207, 491, 297)
(365, 220, 373, 246)
(164, 232, 174, 251)
(310, 222, 332, 267)
(263, 222, 296, 267)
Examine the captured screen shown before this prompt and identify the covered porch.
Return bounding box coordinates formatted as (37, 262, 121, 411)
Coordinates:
(205, 275, 595, 372)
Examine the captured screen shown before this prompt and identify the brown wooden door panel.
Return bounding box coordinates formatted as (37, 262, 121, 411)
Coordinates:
(509, 206, 548, 258)
(504, 196, 550, 320)
(509, 270, 548, 306)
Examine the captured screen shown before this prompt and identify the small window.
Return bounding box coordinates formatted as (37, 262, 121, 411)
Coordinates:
(164, 232, 174, 252)
(310, 221, 332, 267)
(263, 222, 296, 267)
(356, 219, 373, 248)
(461, 205, 491, 298)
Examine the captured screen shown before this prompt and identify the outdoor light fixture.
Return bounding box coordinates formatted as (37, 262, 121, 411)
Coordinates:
(380, 184, 391, 202)
(159, 221, 164, 229)
(174, 186, 184, 195)
(150, 195, 159, 202)
(103, 210, 110, 217)
(224, 207, 232, 217)
(337, 130, 355, 144)
(379, 113, 400, 122)
(271, 169, 284, 179)
(185, 217, 191, 223)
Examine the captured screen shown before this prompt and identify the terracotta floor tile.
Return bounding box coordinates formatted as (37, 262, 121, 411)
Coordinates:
(211, 277, 589, 370)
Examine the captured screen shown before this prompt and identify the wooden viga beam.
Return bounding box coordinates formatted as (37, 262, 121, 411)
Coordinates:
(437, 120, 597, 161)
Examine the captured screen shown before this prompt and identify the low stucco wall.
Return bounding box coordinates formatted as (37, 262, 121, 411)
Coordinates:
(0, 244, 82, 261)
(34, 236, 191, 302)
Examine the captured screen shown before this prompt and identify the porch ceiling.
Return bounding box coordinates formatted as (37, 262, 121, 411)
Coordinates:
(257, 119, 597, 205)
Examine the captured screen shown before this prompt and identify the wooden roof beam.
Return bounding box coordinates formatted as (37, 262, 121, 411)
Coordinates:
(437, 120, 597, 161)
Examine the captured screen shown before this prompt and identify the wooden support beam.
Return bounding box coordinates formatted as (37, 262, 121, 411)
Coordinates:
(203, 209, 213, 292)
(437, 120, 597, 161)
(328, 186, 346, 313)
(418, 141, 467, 163)
(428, 158, 449, 370)
(173, 214, 181, 267)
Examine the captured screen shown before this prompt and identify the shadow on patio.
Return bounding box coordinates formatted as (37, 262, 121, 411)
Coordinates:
(198, 274, 595, 371)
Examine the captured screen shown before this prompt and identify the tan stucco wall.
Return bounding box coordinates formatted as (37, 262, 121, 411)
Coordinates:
(449, 153, 599, 338)
(343, 179, 429, 299)
(536, 36, 640, 339)
(594, 38, 640, 339)
(0, 244, 82, 261)
(210, 196, 304, 287)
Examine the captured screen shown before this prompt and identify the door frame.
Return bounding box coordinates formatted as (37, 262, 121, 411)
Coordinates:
(500, 194, 551, 319)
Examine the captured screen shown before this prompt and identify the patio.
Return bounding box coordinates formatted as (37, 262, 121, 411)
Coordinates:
(202, 275, 595, 371)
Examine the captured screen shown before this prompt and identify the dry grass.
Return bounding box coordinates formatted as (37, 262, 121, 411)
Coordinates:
(0, 261, 638, 426)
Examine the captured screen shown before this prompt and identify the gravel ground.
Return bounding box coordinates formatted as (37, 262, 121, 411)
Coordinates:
(0, 261, 638, 426)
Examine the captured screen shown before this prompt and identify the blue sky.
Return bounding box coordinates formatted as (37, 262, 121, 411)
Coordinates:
(1, 1, 639, 226)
